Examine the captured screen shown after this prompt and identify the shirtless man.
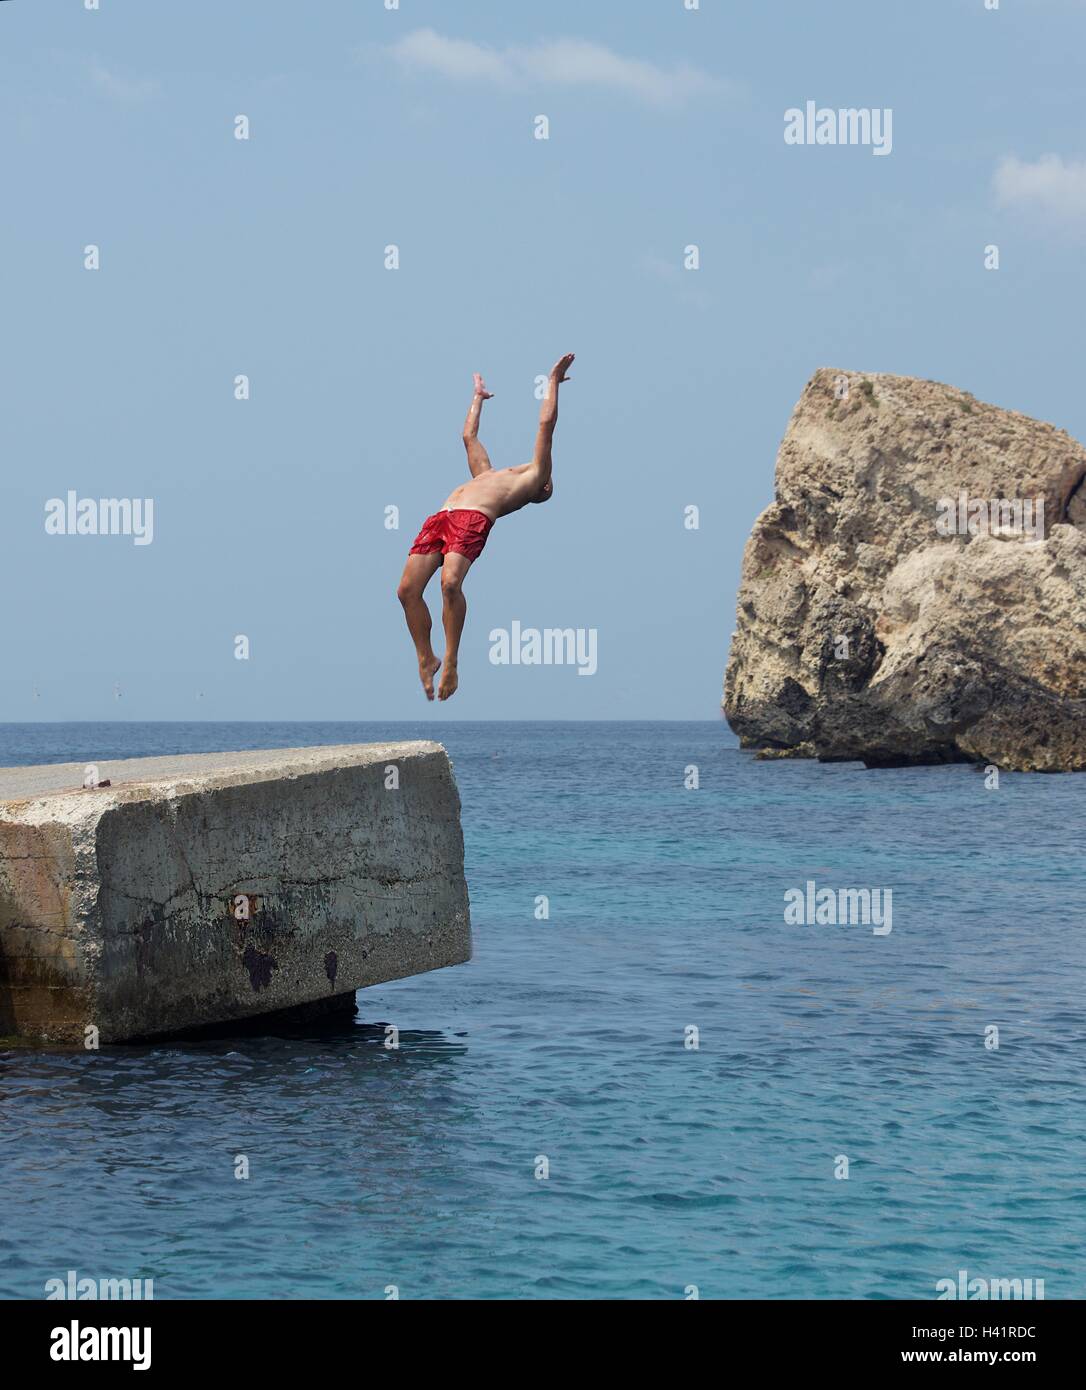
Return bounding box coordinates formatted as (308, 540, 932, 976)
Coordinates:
(397, 352, 575, 700)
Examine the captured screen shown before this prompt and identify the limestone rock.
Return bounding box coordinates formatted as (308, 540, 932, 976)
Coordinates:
(723, 369, 1086, 771)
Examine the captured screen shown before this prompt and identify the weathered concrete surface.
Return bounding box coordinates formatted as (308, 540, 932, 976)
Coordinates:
(724, 368, 1086, 770)
(0, 743, 471, 1043)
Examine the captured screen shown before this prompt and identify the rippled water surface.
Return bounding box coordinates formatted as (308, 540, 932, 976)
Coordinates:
(1, 722, 1083, 1299)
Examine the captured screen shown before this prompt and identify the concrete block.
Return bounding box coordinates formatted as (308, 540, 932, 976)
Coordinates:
(0, 742, 471, 1042)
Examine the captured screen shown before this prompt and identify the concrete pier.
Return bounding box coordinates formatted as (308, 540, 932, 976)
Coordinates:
(0, 743, 471, 1043)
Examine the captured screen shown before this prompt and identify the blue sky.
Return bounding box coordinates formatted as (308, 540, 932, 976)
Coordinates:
(2, 0, 1084, 721)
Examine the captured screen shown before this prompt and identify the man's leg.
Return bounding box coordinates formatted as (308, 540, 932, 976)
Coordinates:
(397, 552, 444, 699)
(437, 552, 473, 700)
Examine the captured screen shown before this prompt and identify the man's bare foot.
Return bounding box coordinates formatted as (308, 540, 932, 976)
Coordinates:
(473, 372, 494, 399)
(419, 654, 441, 700)
(437, 661, 459, 701)
(550, 353, 575, 384)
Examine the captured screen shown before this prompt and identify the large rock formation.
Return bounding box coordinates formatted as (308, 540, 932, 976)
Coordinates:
(723, 369, 1086, 770)
(0, 743, 471, 1042)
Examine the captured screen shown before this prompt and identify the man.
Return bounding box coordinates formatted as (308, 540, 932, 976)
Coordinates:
(397, 352, 575, 700)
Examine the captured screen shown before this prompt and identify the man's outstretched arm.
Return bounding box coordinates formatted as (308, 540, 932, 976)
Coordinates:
(530, 352, 575, 487)
(463, 373, 494, 477)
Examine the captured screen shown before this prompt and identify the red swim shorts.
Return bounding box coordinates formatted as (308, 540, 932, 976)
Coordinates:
(409, 508, 494, 563)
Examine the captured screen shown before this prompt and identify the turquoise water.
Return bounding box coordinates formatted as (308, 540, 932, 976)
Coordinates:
(1, 722, 1083, 1299)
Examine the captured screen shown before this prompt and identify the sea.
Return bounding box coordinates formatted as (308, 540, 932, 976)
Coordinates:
(1, 721, 1083, 1300)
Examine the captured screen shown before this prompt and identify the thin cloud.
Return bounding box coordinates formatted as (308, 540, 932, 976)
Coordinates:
(640, 253, 684, 284)
(380, 28, 727, 107)
(994, 153, 1086, 224)
(89, 61, 159, 104)
(638, 253, 711, 310)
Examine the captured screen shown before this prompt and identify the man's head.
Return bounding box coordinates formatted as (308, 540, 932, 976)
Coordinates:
(532, 478, 553, 504)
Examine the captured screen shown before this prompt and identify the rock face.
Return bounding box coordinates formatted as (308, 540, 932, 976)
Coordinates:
(0, 743, 471, 1042)
(724, 369, 1086, 771)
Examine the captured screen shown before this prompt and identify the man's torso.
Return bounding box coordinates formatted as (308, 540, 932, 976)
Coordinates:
(442, 465, 536, 520)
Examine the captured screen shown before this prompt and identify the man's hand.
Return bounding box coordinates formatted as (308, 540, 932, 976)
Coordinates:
(473, 372, 494, 399)
(550, 353, 575, 384)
